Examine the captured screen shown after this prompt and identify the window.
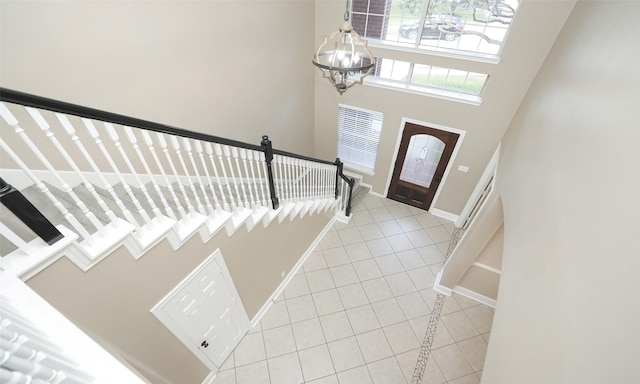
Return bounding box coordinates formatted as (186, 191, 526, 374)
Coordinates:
(352, 0, 520, 58)
(337, 105, 384, 174)
(369, 58, 488, 101)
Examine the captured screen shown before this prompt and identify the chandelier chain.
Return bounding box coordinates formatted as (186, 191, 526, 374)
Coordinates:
(344, 0, 350, 21)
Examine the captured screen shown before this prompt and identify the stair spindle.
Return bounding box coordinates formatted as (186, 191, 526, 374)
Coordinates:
(169, 136, 206, 215)
(82, 119, 148, 228)
(214, 144, 237, 209)
(156, 133, 196, 214)
(124, 127, 177, 220)
(182, 137, 214, 215)
(249, 151, 267, 206)
(231, 147, 250, 209)
(194, 141, 222, 212)
(239, 149, 256, 208)
(205, 143, 230, 211)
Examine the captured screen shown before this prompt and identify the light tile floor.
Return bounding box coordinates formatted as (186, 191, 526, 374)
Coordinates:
(212, 195, 494, 384)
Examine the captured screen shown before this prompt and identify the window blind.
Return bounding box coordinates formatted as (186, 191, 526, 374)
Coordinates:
(337, 104, 383, 174)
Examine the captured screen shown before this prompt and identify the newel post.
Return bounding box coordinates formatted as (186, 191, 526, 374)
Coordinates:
(261, 136, 280, 209)
(0, 177, 63, 245)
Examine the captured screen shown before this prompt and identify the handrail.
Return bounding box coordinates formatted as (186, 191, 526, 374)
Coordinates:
(0, 87, 356, 220)
(0, 87, 336, 166)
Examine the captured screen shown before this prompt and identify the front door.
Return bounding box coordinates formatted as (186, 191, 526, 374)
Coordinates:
(387, 122, 459, 210)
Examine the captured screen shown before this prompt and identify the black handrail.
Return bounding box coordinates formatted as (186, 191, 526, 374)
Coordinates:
(0, 87, 356, 219)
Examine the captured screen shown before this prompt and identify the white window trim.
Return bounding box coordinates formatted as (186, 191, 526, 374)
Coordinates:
(363, 76, 484, 106)
(337, 104, 384, 175)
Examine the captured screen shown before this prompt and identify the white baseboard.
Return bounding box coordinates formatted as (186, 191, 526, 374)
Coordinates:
(250, 216, 337, 328)
(430, 208, 459, 223)
(433, 271, 453, 296)
(201, 371, 216, 384)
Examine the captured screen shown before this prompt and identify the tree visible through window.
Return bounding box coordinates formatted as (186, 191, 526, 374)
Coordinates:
(337, 105, 384, 174)
(352, 0, 519, 56)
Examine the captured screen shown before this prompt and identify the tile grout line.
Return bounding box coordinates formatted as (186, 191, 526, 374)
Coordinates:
(411, 227, 463, 384)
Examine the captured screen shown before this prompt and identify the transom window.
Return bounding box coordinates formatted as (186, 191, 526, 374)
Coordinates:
(352, 0, 520, 57)
(337, 105, 384, 174)
(371, 58, 488, 100)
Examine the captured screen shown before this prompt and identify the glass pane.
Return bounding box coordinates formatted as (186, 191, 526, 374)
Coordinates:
(399, 134, 445, 188)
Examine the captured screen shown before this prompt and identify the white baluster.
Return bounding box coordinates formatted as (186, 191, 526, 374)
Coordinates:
(275, 155, 287, 201)
(83, 119, 150, 226)
(249, 150, 267, 207)
(286, 157, 295, 201)
(194, 141, 221, 212)
(239, 149, 256, 207)
(25, 108, 117, 226)
(214, 144, 237, 209)
(0, 138, 91, 242)
(103, 123, 162, 227)
(169, 136, 205, 215)
(140, 130, 187, 220)
(124, 127, 177, 220)
(223, 146, 243, 209)
(205, 143, 230, 211)
(182, 137, 213, 215)
(4, 106, 103, 234)
(230, 147, 250, 209)
(55, 114, 139, 229)
(156, 133, 196, 214)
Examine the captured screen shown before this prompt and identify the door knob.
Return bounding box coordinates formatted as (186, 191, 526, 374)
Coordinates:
(201, 341, 209, 348)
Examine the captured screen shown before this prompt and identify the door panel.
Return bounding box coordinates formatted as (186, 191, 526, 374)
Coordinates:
(388, 122, 459, 210)
(157, 251, 250, 369)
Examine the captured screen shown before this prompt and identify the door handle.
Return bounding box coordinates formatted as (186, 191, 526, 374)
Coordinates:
(201, 341, 209, 348)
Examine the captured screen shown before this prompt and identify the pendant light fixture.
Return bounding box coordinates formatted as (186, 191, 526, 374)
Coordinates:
(312, 0, 376, 95)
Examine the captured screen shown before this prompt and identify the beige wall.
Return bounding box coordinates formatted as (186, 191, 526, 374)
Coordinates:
(313, 0, 574, 215)
(0, 0, 315, 155)
(484, 1, 640, 382)
(27, 211, 333, 384)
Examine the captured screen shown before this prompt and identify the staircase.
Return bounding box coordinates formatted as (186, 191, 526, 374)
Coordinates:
(0, 88, 370, 280)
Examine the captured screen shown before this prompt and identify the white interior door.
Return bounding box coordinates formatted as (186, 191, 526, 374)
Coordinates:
(151, 249, 250, 371)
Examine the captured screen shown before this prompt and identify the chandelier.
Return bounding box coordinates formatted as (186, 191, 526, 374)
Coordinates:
(312, 0, 376, 95)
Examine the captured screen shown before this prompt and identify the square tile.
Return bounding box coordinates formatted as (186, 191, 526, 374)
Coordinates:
(384, 272, 417, 296)
(337, 227, 364, 245)
(396, 216, 422, 232)
(371, 299, 406, 327)
(353, 259, 383, 282)
(431, 344, 474, 381)
(260, 300, 290, 330)
(320, 311, 354, 342)
(361, 278, 394, 303)
(406, 267, 435, 291)
(367, 356, 407, 384)
(369, 207, 394, 222)
(441, 311, 479, 342)
(358, 223, 384, 241)
(396, 348, 420, 382)
(356, 329, 394, 363)
(405, 229, 435, 248)
(395, 249, 426, 270)
(337, 365, 374, 384)
(425, 226, 452, 243)
(327, 336, 365, 372)
(365, 238, 394, 257)
(377, 219, 403, 237)
(212, 369, 235, 384)
(382, 322, 420, 355)
(374, 255, 405, 276)
(447, 373, 481, 384)
(267, 352, 303, 384)
(313, 289, 345, 316)
(352, 211, 375, 226)
(396, 292, 430, 320)
(452, 293, 481, 310)
(324, 247, 351, 267)
(388, 204, 412, 219)
(431, 321, 456, 349)
(417, 245, 445, 265)
(346, 305, 381, 334)
(386, 234, 414, 253)
(305, 250, 329, 272)
(463, 305, 495, 334)
(234, 332, 266, 366)
(345, 242, 373, 262)
(409, 315, 430, 343)
(287, 294, 318, 323)
(292, 318, 326, 350)
(284, 273, 311, 299)
(320, 231, 343, 250)
(414, 212, 442, 228)
(306, 375, 339, 384)
(330, 264, 359, 287)
(422, 357, 447, 384)
(457, 335, 488, 371)
(299, 344, 336, 382)
(263, 324, 297, 358)
(307, 269, 336, 293)
(337, 283, 370, 309)
(236, 360, 270, 384)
